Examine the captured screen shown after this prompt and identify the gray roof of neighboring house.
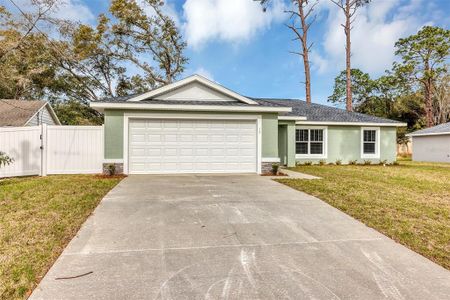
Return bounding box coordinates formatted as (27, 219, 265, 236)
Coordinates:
(251, 98, 402, 124)
(407, 122, 450, 136)
(0, 100, 49, 126)
(96, 94, 402, 125)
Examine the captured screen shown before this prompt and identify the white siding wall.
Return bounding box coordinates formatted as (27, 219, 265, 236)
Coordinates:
(26, 106, 57, 126)
(0, 125, 104, 178)
(412, 135, 450, 163)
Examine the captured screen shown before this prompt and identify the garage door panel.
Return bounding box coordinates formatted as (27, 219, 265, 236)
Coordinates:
(129, 119, 257, 174)
(179, 148, 193, 156)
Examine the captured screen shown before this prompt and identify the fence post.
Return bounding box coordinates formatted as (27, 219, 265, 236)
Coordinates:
(41, 124, 47, 176)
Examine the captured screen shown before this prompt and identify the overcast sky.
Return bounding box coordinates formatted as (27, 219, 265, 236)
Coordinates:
(8, 0, 450, 105)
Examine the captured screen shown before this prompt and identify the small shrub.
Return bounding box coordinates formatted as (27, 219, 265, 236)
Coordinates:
(105, 163, 116, 176)
(348, 160, 357, 165)
(0, 151, 13, 167)
(335, 159, 342, 165)
(379, 159, 388, 166)
(319, 159, 326, 166)
(271, 163, 279, 175)
(363, 160, 372, 165)
(304, 161, 313, 166)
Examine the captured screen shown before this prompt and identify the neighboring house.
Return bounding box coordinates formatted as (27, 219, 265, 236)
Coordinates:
(0, 99, 61, 127)
(407, 122, 450, 163)
(90, 75, 406, 175)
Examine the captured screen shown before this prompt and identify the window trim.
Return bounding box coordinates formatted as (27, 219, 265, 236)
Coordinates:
(361, 127, 380, 159)
(295, 126, 328, 159)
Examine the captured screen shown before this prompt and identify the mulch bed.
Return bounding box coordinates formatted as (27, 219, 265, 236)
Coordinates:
(261, 172, 288, 176)
(94, 174, 127, 179)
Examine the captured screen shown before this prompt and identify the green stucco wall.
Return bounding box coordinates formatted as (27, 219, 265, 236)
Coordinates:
(261, 113, 278, 157)
(278, 120, 296, 167)
(278, 126, 287, 165)
(293, 125, 397, 164)
(104, 110, 124, 159)
(103, 110, 279, 160)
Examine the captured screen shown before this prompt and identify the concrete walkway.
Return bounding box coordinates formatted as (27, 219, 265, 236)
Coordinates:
(278, 167, 321, 179)
(31, 175, 450, 300)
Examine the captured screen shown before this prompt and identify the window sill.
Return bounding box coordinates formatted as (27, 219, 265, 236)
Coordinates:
(361, 154, 380, 159)
(296, 154, 327, 159)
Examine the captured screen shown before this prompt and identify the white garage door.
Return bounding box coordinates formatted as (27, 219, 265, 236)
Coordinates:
(128, 118, 258, 174)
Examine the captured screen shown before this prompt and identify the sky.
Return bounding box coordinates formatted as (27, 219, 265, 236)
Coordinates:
(7, 0, 450, 105)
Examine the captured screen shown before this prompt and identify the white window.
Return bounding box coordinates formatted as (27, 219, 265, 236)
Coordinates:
(361, 127, 380, 158)
(296, 127, 327, 158)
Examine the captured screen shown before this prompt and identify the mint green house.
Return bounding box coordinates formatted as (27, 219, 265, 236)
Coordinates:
(91, 75, 405, 175)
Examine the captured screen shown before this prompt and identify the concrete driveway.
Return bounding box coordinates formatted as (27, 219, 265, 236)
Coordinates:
(31, 175, 450, 300)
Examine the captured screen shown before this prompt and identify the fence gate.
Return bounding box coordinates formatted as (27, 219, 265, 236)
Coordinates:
(0, 125, 104, 178)
(0, 126, 42, 178)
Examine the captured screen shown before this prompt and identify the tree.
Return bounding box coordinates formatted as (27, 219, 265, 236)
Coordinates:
(53, 0, 188, 102)
(0, 3, 59, 100)
(109, 0, 188, 87)
(330, 0, 371, 112)
(52, 100, 103, 125)
(0, 33, 57, 99)
(258, 0, 318, 104)
(0, 0, 188, 124)
(286, 0, 318, 104)
(328, 68, 426, 131)
(433, 73, 450, 124)
(0, 1, 57, 60)
(328, 68, 375, 108)
(393, 26, 450, 127)
(0, 151, 13, 167)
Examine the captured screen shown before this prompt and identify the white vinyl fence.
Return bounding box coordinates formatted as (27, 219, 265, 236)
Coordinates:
(0, 125, 104, 178)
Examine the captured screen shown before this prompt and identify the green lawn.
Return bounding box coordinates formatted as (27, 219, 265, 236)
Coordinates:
(0, 175, 122, 299)
(277, 161, 450, 270)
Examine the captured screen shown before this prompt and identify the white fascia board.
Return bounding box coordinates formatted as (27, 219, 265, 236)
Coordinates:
(127, 74, 258, 105)
(407, 132, 450, 137)
(295, 121, 407, 127)
(278, 116, 307, 121)
(45, 102, 62, 125)
(90, 102, 292, 113)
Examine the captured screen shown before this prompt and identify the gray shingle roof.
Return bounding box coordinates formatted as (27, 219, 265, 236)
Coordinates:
(96, 94, 289, 107)
(98, 93, 145, 102)
(251, 98, 402, 124)
(0, 100, 47, 126)
(407, 122, 450, 136)
(96, 94, 402, 125)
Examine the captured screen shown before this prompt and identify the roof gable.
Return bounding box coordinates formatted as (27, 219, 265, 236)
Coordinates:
(127, 75, 258, 105)
(0, 100, 61, 127)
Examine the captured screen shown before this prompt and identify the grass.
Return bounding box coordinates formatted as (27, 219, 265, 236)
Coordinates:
(0, 175, 122, 299)
(277, 161, 450, 270)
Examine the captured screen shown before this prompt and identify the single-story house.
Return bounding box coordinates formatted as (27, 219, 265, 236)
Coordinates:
(0, 99, 61, 127)
(407, 122, 450, 163)
(90, 75, 406, 174)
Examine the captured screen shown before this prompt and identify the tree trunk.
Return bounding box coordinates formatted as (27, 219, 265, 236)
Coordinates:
(299, 1, 311, 104)
(424, 80, 434, 127)
(345, 0, 352, 111)
(424, 59, 434, 127)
